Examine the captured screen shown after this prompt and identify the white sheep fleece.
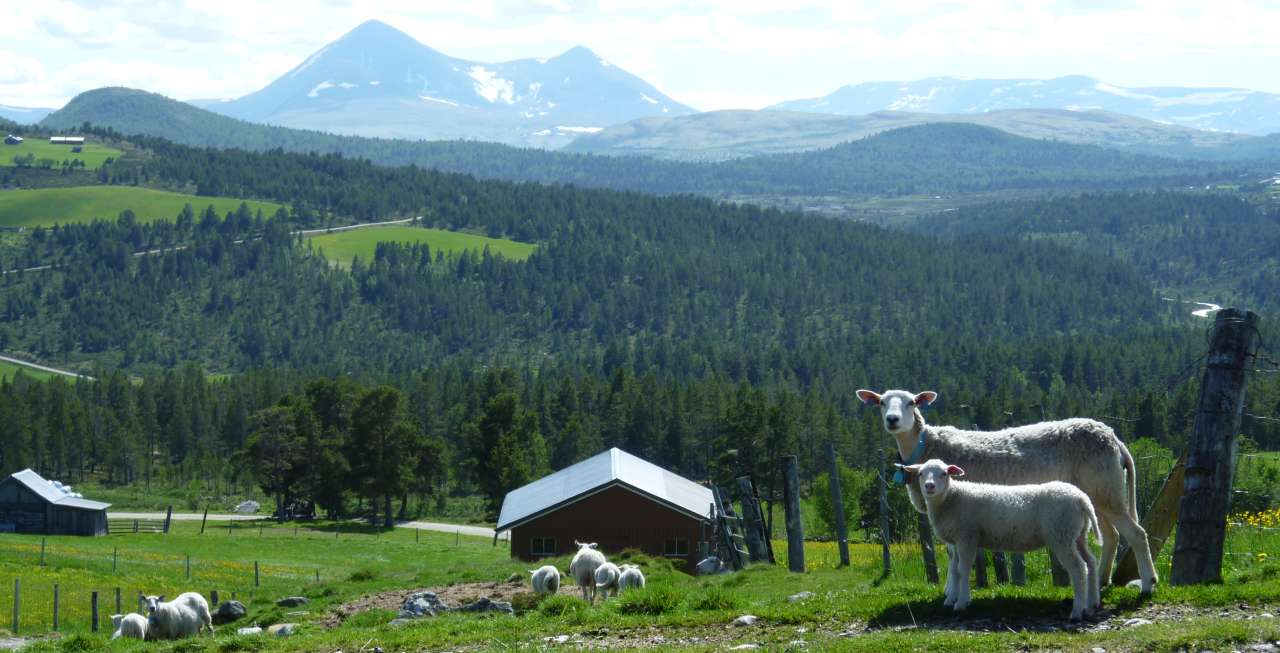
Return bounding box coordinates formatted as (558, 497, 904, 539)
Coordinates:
(858, 388, 1157, 594)
(569, 541, 606, 603)
(594, 562, 621, 598)
(618, 564, 646, 592)
(144, 592, 213, 639)
(529, 565, 561, 595)
(110, 613, 148, 640)
(905, 458, 1102, 621)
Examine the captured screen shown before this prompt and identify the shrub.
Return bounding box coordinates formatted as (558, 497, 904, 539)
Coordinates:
(538, 594, 585, 617)
(615, 585, 681, 615)
(344, 609, 396, 628)
(686, 585, 741, 611)
(348, 568, 377, 582)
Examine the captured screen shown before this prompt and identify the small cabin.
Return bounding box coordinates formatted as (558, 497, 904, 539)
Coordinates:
(0, 469, 110, 536)
(3, 134, 21, 145)
(49, 136, 86, 145)
(496, 448, 712, 573)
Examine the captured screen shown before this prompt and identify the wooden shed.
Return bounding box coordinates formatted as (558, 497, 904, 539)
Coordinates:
(0, 469, 110, 536)
(495, 448, 712, 574)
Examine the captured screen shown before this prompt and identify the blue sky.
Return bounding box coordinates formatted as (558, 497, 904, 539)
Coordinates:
(3, 0, 1278, 110)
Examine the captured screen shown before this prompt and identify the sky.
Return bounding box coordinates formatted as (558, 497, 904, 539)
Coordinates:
(3, 0, 1279, 111)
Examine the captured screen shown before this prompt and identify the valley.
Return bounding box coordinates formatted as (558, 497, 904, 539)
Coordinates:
(0, 186, 282, 228)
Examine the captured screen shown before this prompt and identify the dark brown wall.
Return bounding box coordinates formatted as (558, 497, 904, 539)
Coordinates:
(0, 478, 106, 536)
(510, 484, 703, 574)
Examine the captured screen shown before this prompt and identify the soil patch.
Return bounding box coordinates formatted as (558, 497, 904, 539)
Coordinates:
(324, 579, 532, 627)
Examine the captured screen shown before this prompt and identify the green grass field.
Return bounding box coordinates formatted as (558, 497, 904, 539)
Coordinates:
(3, 512, 1277, 652)
(0, 359, 57, 382)
(1, 139, 123, 171)
(0, 187, 283, 228)
(306, 226, 537, 268)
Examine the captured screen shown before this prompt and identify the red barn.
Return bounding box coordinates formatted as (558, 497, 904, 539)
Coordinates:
(495, 448, 712, 573)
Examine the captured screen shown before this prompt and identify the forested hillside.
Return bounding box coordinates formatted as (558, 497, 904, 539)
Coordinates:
(915, 192, 1280, 310)
(36, 88, 1242, 201)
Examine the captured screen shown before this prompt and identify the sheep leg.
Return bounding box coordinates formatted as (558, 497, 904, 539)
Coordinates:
(950, 542, 976, 612)
(1106, 509, 1157, 594)
(1077, 533, 1101, 612)
(1055, 541, 1090, 621)
(1095, 514, 1119, 587)
(942, 544, 959, 607)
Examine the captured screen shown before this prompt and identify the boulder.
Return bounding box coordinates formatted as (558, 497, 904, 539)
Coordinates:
(398, 591, 449, 619)
(212, 600, 247, 625)
(267, 623, 296, 637)
(236, 626, 262, 636)
(456, 597, 514, 614)
(732, 615, 759, 627)
(697, 556, 729, 575)
(276, 596, 309, 607)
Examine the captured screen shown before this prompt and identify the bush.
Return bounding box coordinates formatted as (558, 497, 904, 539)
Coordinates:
(813, 462, 872, 538)
(348, 568, 377, 582)
(538, 594, 585, 617)
(686, 585, 741, 611)
(615, 585, 681, 615)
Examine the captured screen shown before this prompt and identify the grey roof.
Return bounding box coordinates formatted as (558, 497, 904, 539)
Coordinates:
(8, 469, 110, 511)
(496, 448, 713, 532)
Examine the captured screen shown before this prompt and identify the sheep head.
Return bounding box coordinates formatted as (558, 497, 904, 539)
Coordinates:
(857, 389, 936, 435)
(901, 459, 964, 500)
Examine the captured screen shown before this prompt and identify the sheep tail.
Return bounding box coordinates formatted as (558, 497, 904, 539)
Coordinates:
(1120, 442, 1139, 521)
(1086, 498, 1102, 542)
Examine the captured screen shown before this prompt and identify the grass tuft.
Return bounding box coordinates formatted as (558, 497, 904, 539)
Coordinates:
(615, 585, 681, 615)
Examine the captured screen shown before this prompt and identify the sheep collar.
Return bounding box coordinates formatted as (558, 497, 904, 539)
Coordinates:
(892, 430, 927, 486)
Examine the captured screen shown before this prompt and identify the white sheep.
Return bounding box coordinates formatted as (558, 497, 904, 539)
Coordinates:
(529, 564, 561, 595)
(901, 459, 1101, 621)
(858, 388, 1156, 594)
(143, 592, 214, 639)
(569, 540, 606, 603)
(618, 564, 646, 593)
(110, 613, 148, 640)
(594, 562, 621, 599)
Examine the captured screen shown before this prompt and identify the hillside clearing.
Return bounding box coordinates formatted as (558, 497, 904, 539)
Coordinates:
(306, 225, 537, 268)
(1, 139, 122, 170)
(0, 359, 57, 382)
(0, 186, 283, 228)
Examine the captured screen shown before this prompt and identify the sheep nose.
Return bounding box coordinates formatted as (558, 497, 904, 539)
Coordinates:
(924, 482, 935, 492)
(886, 415, 899, 427)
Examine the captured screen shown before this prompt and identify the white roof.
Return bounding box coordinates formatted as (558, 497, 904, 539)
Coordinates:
(8, 469, 110, 511)
(495, 448, 713, 532)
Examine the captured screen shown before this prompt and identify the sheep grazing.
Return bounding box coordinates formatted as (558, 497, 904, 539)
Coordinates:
(569, 540, 607, 603)
(143, 592, 214, 639)
(594, 562, 621, 599)
(900, 459, 1101, 621)
(529, 564, 561, 595)
(110, 613, 148, 640)
(857, 388, 1157, 594)
(618, 564, 646, 593)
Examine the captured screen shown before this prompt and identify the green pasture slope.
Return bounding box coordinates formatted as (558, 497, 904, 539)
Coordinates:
(4, 517, 1278, 652)
(307, 225, 537, 268)
(1, 139, 123, 170)
(0, 186, 283, 228)
(0, 359, 57, 382)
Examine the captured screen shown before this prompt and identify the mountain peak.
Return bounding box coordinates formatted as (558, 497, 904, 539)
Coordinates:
(554, 45, 604, 64)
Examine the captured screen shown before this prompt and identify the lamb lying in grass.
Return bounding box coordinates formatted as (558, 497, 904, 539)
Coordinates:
(594, 562, 621, 599)
(110, 613, 148, 640)
(899, 459, 1102, 621)
(569, 541, 606, 603)
(529, 565, 561, 595)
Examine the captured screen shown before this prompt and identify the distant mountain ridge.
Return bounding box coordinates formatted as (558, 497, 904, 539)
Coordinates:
(565, 108, 1250, 161)
(0, 104, 54, 125)
(772, 76, 1280, 135)
(197, 19, 693, 147)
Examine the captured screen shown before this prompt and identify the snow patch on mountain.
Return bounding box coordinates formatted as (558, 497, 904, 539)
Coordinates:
(556, 126, 603, 133)
(308, 81, 335, 98)
(640, 94, 658, 105)
(291, 45, 331, 78)
(420, 96, 460, 107)
(469, 66, 516, 104)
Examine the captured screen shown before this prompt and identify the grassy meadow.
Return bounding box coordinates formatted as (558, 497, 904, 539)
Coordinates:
(306, 226, 537, 268)
(1, 511, 1277, 652)
(2, 140, 123, 171)
(0, 359, 58, 382)
(0, 187, 283, 228)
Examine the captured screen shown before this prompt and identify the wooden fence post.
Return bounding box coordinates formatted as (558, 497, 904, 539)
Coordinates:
(115, 587, 121, 615)
(52, 583, 58, 631)
(254, 560, 260, 587)
(211, 590, 219, 607)
(915, 512, 939, 584)
(782, 455, 805, 573)
(974, 550, 989, 588)
(91, 591, 98, 632)
(200, 507, 208, 534)
(1172, 309, 1260, 585)
(164, 506, 173, 534)
(1115, 454, 1187, 584)
(877, 468, 892, 576)
(39, 538, 45, 566)
(12, 578, 18, 634)
(112, 546, 117, 573)
(1048, 549, 1070, 586)
(1011, 553, 1026, 586)
(186, 555, 191, 580)
(992, 551, 1009, 584)
(824, 444, 850, 567)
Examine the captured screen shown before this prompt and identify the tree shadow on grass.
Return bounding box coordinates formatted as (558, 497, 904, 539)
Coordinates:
(865, 595, 1101, 633)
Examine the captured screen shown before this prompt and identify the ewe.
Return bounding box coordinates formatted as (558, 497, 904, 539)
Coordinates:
(858, 388, 1156, 594)
(900, 459, 1101, 621)
(143, 592, 214, 639)
(569, 541, 606, 603)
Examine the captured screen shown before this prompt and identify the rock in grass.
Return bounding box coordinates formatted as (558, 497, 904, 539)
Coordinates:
(732, 615, 759, 627)
(267, 623, 296, 636)
(398, 591, 449, 619)
(788, 592, 815, 602)
(1123, 618, 1153, 628)
(212, 600, 247, 624)
(729, 645, 759, 650)
(276, 596, 309, 607)
(457, 597, 514, 614)
(235, 626, 262, 636)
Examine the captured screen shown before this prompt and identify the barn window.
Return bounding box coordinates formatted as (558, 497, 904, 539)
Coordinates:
(530, 536, 557, 556)
(664, 538, 689, 556)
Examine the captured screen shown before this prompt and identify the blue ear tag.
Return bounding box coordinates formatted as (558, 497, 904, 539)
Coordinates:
(892, 468, 907, 485)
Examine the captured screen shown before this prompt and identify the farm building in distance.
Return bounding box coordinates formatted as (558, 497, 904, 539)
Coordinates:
(49, 136, 85, 145)
(4, 134, 22, 145)
(0, 469, 110, 536)
(496, 448, 712, 573)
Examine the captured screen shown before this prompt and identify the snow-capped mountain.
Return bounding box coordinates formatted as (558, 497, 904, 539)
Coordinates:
(0, 104, 54, 124)
(198, 20, 694, 147)
(771, 76, 1280, 135)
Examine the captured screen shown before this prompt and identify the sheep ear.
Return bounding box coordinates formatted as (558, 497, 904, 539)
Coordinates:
(856, 389, 882, 406)
(945, 465, 965, 477)
(914, 391, 938, 406)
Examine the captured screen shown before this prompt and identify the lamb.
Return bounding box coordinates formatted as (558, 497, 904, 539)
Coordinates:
(529, 564, 561, 595)
(900, 459, 1101, 621)
(110, 613, 148, 640)
(143, 592, 214, 639)
(569, 541, 606, 603)
(618, 564, 646, 593)
(594, 562, 621, 599)
(857, 388, 1157, 594)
